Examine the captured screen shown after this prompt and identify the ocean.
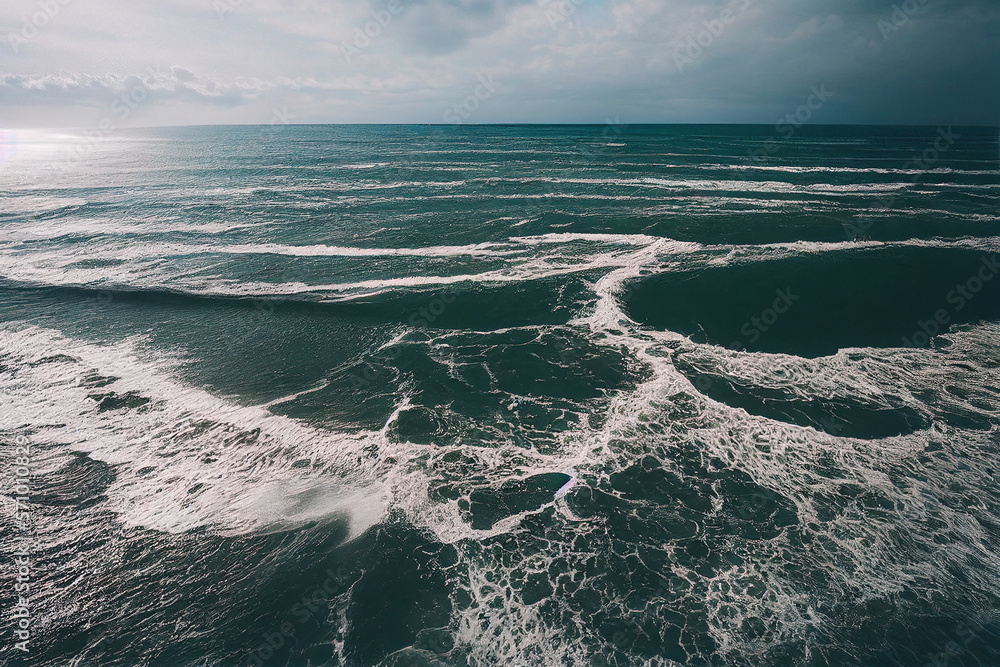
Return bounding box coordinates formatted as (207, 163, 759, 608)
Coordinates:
(1, 124, 999, 666)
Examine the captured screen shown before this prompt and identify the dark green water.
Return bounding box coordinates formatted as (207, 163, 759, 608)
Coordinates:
(1, 125, 999, 666)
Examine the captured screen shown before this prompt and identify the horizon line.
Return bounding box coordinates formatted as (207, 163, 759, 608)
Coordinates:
(6, 122, 1000, 131)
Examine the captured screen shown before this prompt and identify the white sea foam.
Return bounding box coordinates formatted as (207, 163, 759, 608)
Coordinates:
(3, 233, 999, 302)
(3, 299, 999, 666)
(0, 325, 394, 538)
(0, 218, 254, 242)
(0, 195, 89, 215)
(209, 241, 513, 258)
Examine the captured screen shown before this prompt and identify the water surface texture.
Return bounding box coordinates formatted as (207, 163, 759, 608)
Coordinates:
(1, 125, 1000, 666)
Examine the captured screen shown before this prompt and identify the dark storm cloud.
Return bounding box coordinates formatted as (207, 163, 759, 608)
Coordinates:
(386, 0, 538, 55)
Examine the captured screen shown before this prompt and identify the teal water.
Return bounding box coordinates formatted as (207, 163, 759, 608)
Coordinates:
(1, 125, 999, 666)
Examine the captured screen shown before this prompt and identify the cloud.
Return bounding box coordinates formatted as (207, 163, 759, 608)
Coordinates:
(0, 0, 997, 126)
(387, 0, 537, 55)
(0, 70, 261, 107)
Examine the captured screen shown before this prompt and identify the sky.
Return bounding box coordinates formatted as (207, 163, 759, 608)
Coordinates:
(0, 0, 998, 127)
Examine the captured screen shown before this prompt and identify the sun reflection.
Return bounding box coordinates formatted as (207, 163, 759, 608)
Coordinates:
(0, 129, 19, 163)
(0, 128, 108, 179)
